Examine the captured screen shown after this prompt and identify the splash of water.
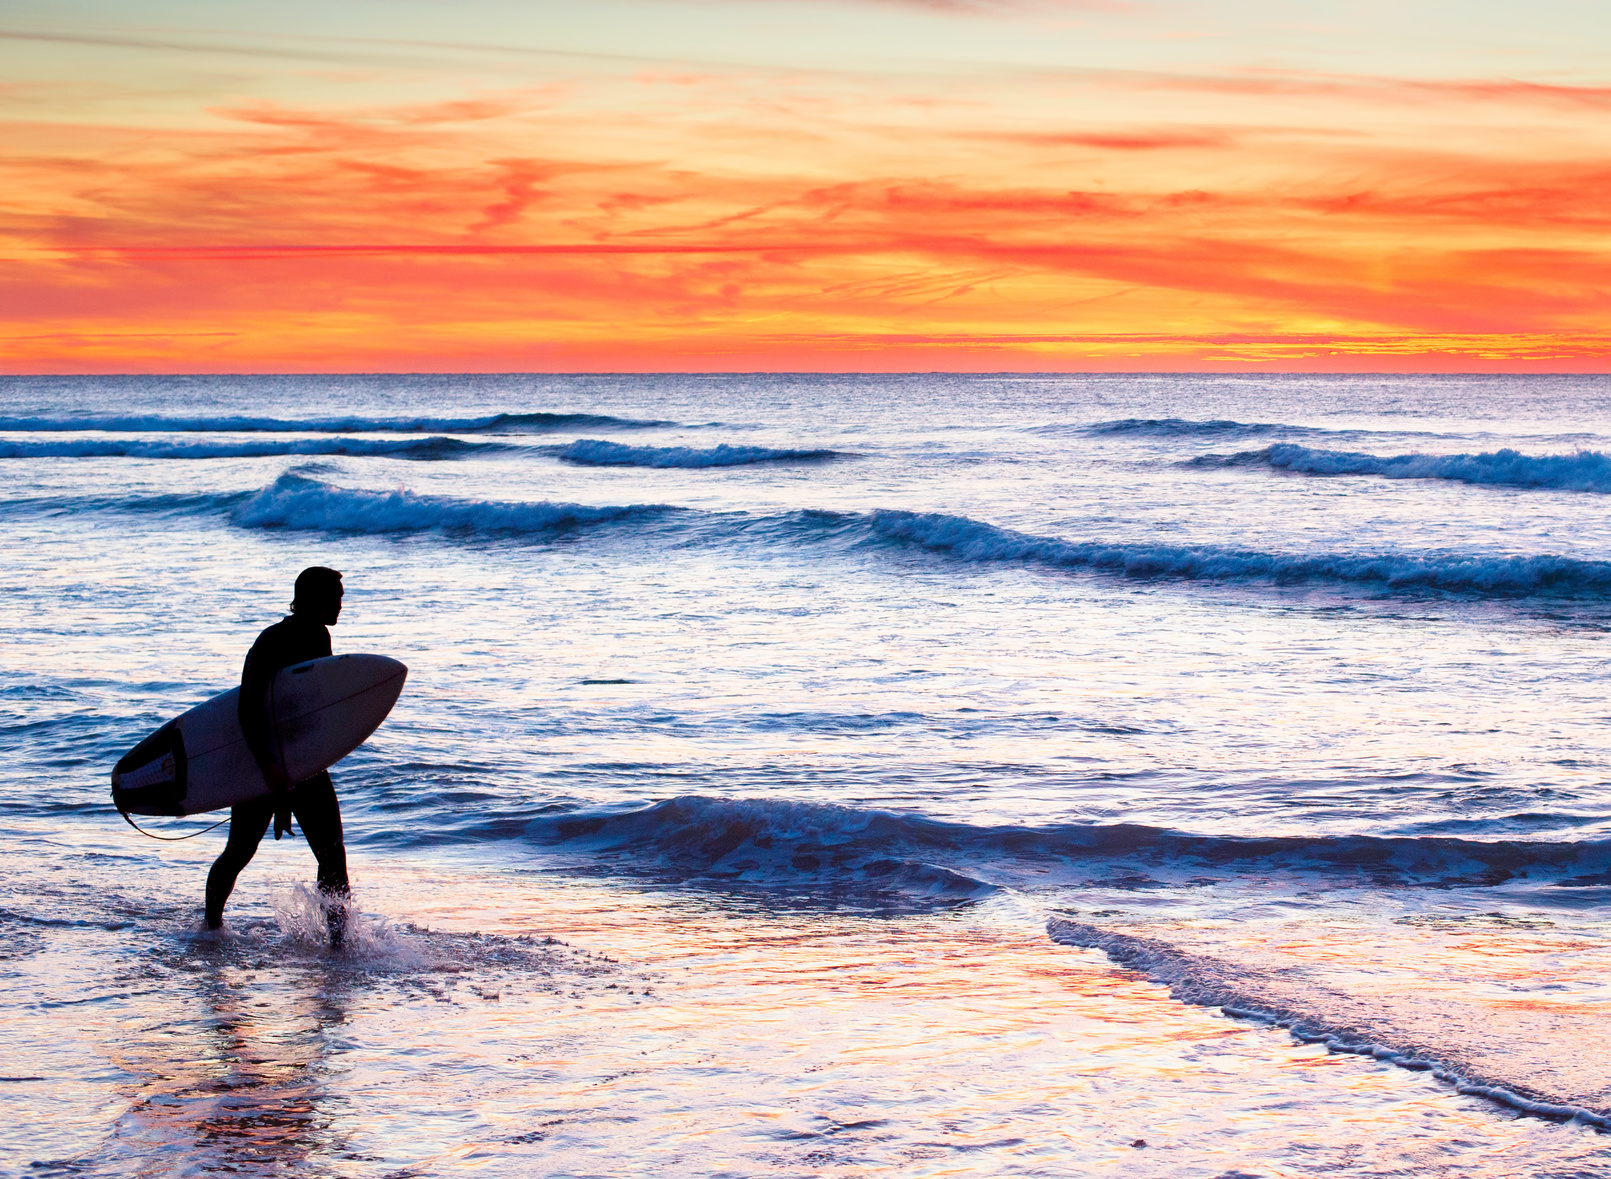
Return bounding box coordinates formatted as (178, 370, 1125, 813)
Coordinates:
(271, 883, 430, 967)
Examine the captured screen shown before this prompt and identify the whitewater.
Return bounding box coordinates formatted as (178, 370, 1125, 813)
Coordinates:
(3, 372, 1610, 1177)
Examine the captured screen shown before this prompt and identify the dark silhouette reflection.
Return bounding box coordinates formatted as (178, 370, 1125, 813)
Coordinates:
(102, 938, 356, 1173)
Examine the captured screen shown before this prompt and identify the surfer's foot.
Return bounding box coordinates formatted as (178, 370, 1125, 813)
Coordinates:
(204, 912, 223, 931)
(323, 895, 349, 950)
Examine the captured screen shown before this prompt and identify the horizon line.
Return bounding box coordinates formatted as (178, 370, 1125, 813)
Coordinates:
(4, 369, 1609, 379)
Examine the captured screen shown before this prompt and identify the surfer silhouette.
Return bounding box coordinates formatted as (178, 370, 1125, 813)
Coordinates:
(204, 567, 351, 946)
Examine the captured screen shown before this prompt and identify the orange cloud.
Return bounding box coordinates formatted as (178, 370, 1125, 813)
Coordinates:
(3, 62, 1609, 372)
(983, 129, 1234, 150)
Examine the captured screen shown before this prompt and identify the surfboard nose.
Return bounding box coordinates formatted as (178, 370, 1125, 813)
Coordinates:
(274, 653, 408, 785)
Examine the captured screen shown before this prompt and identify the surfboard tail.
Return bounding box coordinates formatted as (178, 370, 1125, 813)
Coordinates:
(111, 720, 190, 817)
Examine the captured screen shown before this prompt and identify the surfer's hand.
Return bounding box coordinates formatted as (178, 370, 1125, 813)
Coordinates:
(263, 764, 291, 794)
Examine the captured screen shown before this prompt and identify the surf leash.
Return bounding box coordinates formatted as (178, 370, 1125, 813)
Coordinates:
(115, 806, 230, 841)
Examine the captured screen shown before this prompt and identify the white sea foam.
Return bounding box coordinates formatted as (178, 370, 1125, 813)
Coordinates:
(231, 472, 671, 534)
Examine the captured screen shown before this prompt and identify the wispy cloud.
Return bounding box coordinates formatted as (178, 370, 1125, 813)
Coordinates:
(1129, 67, 1611, 111)
(967, 127, 1232, 150)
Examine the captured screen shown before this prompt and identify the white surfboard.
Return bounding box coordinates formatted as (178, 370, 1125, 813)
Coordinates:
(111, 653, 408, 818)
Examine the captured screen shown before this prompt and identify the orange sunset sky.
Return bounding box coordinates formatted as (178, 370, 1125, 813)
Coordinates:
(4, 0, 1610, 372)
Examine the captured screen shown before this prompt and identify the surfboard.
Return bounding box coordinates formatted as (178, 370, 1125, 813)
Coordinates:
(111, 653, 408, 818)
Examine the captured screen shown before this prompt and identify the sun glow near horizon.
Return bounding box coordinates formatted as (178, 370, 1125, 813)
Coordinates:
(4, 0, 1610, 373)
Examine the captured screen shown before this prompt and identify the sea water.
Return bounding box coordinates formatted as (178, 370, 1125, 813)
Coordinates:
(1, 373, 1609, 1177)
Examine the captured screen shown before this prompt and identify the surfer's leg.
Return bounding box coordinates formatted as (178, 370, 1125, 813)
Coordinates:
(292, 772, 349, 947)
(204, 800, 274, 929)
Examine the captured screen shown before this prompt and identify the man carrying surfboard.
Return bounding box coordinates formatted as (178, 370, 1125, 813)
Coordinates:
(204, 566, 352, 946)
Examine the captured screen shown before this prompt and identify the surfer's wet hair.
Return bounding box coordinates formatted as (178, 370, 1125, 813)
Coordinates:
(291, 566, 343, 614)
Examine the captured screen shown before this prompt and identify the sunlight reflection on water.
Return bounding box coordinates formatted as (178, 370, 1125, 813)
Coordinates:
(10, 848, 1604, 1177)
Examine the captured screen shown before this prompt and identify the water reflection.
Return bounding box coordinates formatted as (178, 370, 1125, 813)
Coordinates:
(102, 937, 353, 1174)
(8, 852, 1611, 1177)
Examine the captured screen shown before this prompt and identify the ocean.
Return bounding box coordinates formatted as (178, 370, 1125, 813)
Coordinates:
(3, 372, 1609, 1177)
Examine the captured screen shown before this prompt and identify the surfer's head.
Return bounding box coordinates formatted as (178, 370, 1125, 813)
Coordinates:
(291, 566, 344, 625)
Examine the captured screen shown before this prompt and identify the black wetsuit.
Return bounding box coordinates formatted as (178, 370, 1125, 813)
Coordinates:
(204, 612, 349, 936)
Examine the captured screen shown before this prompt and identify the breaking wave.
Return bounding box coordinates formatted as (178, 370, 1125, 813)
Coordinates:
(869, 509, 1611, 598)
(230, 472, 675, 535)
(24, 475, 1611, 601)
(382, 794, 1611, 894)
(555, 439, 844, 468)
(1196, 443, 1611, 493)
(0, 411, 672, 434)
(516, 796, 999, 902)
(0, 436, 505, 461)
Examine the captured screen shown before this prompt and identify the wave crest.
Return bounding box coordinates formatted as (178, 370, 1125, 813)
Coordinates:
(440, 794, 1611, 892)
(231, 473, 674, 534)
(511, 796, 996, 903)
(870, 509, 1611, 597)
(1198, 443, 1611, 493)
(25, 477, 1611, 602)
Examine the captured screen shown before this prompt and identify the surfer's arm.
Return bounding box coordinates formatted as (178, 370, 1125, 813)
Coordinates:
(238, 617, 328, 790)
(238, 640, 279, 775)
(239, 657, 293, 792)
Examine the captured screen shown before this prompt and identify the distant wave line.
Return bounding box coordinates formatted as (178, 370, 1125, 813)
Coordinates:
(0, 410, 673, 434)
(1193, 443, 1611, 493)
(1080, 417, 1322, 438)
(0, 436, 505, 461)
(555, 439, 845, 468)
(870, 509, 1611, 598)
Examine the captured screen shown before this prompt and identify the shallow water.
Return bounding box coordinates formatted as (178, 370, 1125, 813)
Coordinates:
(2, 373, 1609, 1175)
